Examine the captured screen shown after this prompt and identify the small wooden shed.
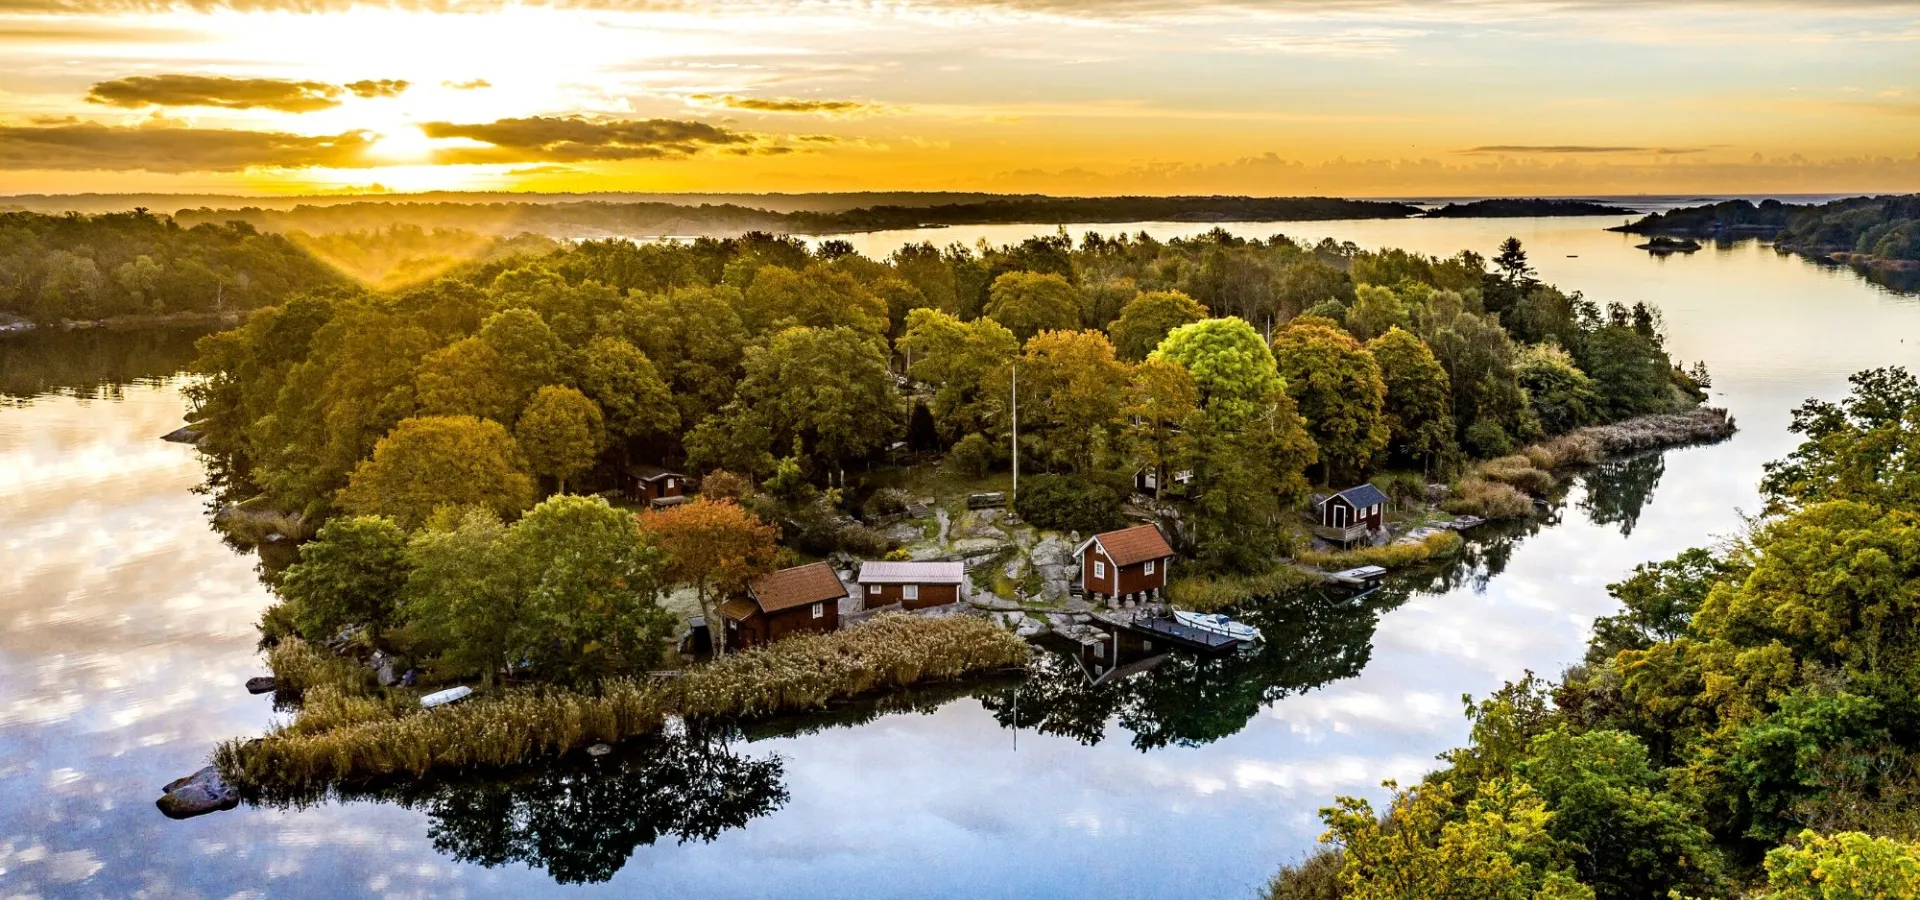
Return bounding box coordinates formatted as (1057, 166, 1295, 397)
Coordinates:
(719, 561, 846, 651)
(1313, 483, 1388, 544)
(1075, 524, 1176, 605)
(624, 464, 688, 508)
(856, 561, 967, 611)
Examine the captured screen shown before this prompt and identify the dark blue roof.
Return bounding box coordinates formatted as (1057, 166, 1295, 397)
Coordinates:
(1331, 484, 1389, 508)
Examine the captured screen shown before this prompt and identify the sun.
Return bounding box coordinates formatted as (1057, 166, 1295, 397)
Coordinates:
(370, 125, 434, 163)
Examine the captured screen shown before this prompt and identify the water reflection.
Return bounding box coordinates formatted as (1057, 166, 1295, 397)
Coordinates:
(0, 326, 211, 403)
(1578, 452, 1667, 537)
(253, 729, 789, 886)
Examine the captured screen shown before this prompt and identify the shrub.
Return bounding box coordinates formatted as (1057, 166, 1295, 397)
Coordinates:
(266, 638, 376, 698)
(699, 469, 752, 502)
(1168, 566, 1322, 611)
(862, 487, 912, 520)
(1444, 477, 1534, 519)
(944, 432, 995, 478)
(1263, 848, 1344, 900)
(1465, 419, 1515, 457)
(1298, 531, 1463, 570)
(1478, 455, 1555, 495)
(1013, 474, 1123, 534)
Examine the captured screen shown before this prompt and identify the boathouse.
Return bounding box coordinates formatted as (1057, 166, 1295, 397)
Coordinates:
(855, 560, 967, 611)
(624, 464, 688, 508)
(1075, 523, 1175, 605)
(719, 561, 845, 650)
(1313, 483, 1387, 544)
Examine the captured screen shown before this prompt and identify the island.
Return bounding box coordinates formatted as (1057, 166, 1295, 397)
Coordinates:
(1635, 235, 1703, 254)
(1611, 194, 1920, 270)
(1422, 198, 1640, 218)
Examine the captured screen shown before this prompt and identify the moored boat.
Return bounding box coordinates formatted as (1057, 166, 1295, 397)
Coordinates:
(1172, 610, 1263, 643)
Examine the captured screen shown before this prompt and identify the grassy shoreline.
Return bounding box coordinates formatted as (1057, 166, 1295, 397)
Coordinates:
(218, 613, 1029, 790)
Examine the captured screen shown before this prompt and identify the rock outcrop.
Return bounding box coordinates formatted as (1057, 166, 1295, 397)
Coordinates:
(157, 767, 239, 819)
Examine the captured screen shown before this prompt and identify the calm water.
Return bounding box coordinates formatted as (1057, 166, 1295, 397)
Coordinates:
(5, 219, 1918, 899)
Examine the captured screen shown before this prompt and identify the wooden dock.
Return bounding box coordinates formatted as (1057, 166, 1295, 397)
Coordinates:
(1092, 611, 1246, 654)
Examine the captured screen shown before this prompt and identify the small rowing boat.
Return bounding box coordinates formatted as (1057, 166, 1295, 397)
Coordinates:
(1173, 610, 1263, 643)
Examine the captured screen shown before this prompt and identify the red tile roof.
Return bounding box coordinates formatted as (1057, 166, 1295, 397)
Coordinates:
(747, 561, 846, 613)
(1092, 524, 1175, 567)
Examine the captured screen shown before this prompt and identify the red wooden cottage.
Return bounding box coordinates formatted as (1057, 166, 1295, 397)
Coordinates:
(718, 561, 846, 651)
(1075, 524, 1176, 605)
(855, 561, 967, 611)
(624, 464, 688, 508)
(1313, 483, 1387, 545)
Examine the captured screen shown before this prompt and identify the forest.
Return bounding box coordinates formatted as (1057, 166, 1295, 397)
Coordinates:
(0, 209, 555, 322)
(1268, 368, 1920, 899)
(1618, 194, 1920, 263)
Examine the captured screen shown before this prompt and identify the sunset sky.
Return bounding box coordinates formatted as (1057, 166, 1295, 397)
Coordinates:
(0, 0, 1917, 197)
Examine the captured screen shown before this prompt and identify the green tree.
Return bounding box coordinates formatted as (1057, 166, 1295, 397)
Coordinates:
(1517, 345, 1600, 436)
(1123, 359, 1199, 499)
(1760, 831, 1920, 900)
(898, 308, 1018, 442)
(498, 494, 675, 685)
(515, 385, 606, 493)
(1323, 778, 1593, 900)
(1515, 728, 1721, 900)
(1346, 284, 1410, 341)
(1760, 367, 1920, 514)
(613, 286, 748, 427)
(741, 263, 889, 335)
(576, 336, 677, 449)
(279, 515, 410, 641)
(1369, 326, 1456, 472)
(1109, 290, 1208, 362)
(1002, 329, 1127, 474)
(1275, 259, 1355, 322)
(984, 271, 1083, 342)
(1149, 317, 1283, 430)
(699, 326, 901, 476)
(403, 507, 520, 683)
(338, 415, 536, 528)
(1577, 323, 1671, 420)
(1272, 320, 1389, 484)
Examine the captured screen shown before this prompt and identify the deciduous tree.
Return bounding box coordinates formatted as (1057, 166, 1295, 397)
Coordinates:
(515, 385, 606, 493)
(1272, 320, 1389, 484)
(984, 271, 1082, 342)
(338, 415, 535, 528)
(638, 499, 778, 657)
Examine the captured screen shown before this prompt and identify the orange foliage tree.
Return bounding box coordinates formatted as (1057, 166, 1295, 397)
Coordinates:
(637, 498, 778, 655)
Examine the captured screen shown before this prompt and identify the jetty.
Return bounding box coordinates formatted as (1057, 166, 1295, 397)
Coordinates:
(1091, 610, 1248, 654)
(1326, 565, 1388, 588)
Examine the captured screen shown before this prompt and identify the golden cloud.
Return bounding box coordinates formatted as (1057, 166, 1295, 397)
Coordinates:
(86, 74, 344, 112)
(0, 120, 377, 171)
(344, 78, 410, 98)
(419, 115, 767, 162)
(688, 93, 889, 116)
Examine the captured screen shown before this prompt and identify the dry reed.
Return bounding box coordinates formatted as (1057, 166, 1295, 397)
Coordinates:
(1298, 531, 1463, 570)
(1168, 567, 1323, 611)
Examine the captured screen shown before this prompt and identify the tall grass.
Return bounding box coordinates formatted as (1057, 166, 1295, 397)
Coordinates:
(216, 679, 671, 788)
(1298, 531, 1463, 570)
(1168, 566, 1323, 611)
(267, 638, 375, 697)
(678, 613, 1030, 719)
(1445, 407, 1735, 520)
(218, 613, 1028, 789)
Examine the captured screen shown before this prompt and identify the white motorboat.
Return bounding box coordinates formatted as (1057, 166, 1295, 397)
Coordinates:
(420, 686, 474, 709)
(1173, 610, 1263, 643)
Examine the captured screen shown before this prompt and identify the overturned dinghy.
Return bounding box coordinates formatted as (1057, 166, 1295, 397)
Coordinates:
(420, 686, 474, 709)
(1172, 610, 1263, 643)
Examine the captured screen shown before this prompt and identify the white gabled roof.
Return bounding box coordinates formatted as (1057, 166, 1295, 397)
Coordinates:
(856, 561, 967, 584)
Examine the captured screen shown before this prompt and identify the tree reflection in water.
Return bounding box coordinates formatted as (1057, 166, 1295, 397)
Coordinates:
(256, 727, 788, 885)
(1578, 451, 1666, 537)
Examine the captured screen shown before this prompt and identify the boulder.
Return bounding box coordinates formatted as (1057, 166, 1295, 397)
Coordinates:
(244, 676, 276, 695)
(950, 537, 1009, 557)
(1062, 597, 1093, 614)
(1013, 616, 1047, 639)
(968, 593, 1022, 612)
(160, 425, 203, 445)
(885, 522, 926, 544)
(586, 743, 613, 758)
(157, 767, 239, 819)
(1030, 534, 1074, 569)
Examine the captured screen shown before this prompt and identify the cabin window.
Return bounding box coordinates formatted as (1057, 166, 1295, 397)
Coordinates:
(1145, 560, 1156, 575)
(811, 602, 823, 619)
(1093, 561, 1106, 579)
(665, 478, 676, 490)
(869, 584, 882, 594)
(1093, 642, 1106, 660)
(903, 584, 919, 601)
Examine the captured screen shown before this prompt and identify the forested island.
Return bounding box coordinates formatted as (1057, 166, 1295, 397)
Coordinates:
(1266, 368, 1920, 899)
(147, 213, 1746, 814)
(1423, 199, 1638, 218)
(1615, 194, 1920, 267)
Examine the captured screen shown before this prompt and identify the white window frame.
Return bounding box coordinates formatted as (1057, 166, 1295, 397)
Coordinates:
(869, 584, 882, 594)
(811, 602, 823, 619)
(665, 477, 676, 490)
(1144, 560, 1156, 576)
(1093, 561, 1106, 579)
(903, 584, 919, 602)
